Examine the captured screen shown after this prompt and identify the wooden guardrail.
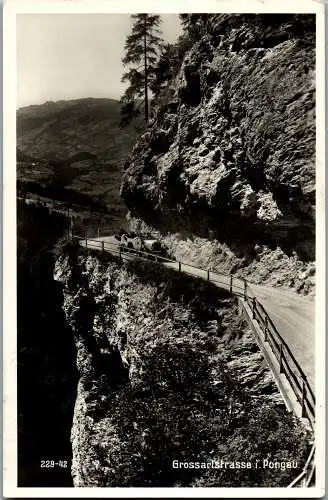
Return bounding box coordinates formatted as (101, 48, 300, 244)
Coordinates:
(72, 234, 246, 296)
(72, 233, 315, 422)
(72, 233, 315, 424)
(287, 443, 315, 488)
(70, 232, 316, 487)
(242, 281, 315, 428)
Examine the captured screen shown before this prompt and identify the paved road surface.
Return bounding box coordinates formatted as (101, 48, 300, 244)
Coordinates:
(251, 283, 314, 389)
(81, 235, 315, 390)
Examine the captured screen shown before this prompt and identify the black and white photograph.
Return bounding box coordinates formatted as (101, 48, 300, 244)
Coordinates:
(3, 0, 325, 497)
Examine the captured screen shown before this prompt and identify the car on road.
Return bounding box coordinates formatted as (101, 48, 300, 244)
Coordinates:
(115, 231, 170, 260)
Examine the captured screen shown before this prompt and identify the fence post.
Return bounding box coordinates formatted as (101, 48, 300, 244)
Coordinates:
(229, 274, 233, 293)
(243, 279, 247, 300)
(97, 227, 100, 239)
(279, 343, 284, 374)
(101, 241, 104, 252)
(252, 297, 256, 319)
(301, 379, 306, 417)
(207, 269, 210, 280)
(264, 315, 268, 341)
(85, 232, 88, 248)
(178, 261, 181, 272)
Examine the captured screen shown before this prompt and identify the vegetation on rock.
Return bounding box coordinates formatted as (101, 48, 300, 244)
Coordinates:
(55, 247, 312, 487)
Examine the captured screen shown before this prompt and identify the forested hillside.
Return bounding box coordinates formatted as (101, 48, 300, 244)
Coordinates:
(17, 98, 141, 208)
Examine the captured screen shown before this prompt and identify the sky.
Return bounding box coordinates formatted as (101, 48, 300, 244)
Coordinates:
(16, 14, 182, 108)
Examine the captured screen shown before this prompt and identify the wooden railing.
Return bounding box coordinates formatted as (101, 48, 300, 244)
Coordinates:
(72, 234, 247, 295)
(70, 232, 316, 487)
(287, 443, 315, 488)
(72, 233, 315, 423)
(242, 281, 315, 428)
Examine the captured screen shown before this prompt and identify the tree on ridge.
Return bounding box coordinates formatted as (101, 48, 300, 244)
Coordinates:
(121, 14, 163, 125)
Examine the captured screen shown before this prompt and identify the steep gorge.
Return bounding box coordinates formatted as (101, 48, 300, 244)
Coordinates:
(121, 14, 315, 294)
(17, 201, 312, 487)
(53, 243, 311, 487)
(17, 202, 77, 486)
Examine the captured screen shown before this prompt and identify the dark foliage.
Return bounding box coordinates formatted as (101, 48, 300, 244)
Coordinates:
(17, 179, 108, 212)
(68, 253, 311, 487)
(151, 43, 182, 97)
(106, 315, 310, 487)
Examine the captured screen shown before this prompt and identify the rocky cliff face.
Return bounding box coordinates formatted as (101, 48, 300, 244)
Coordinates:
(121, 15, 315, 294)
(54, 243, 310, 487)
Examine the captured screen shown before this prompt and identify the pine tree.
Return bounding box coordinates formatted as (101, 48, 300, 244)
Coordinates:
(121, 14, 163, 125)
(151, 43, 181, 97)
(179, 14, 209, 40)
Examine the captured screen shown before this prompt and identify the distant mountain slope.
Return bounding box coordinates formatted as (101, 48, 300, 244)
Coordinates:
(17, 98, 139, 160)
(17, 148, 38, 163)
(17, 98, 141, 208)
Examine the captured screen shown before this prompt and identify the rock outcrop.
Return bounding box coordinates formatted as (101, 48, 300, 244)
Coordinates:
(121, 15, 315, 294)
(54, 244, 311, 487)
